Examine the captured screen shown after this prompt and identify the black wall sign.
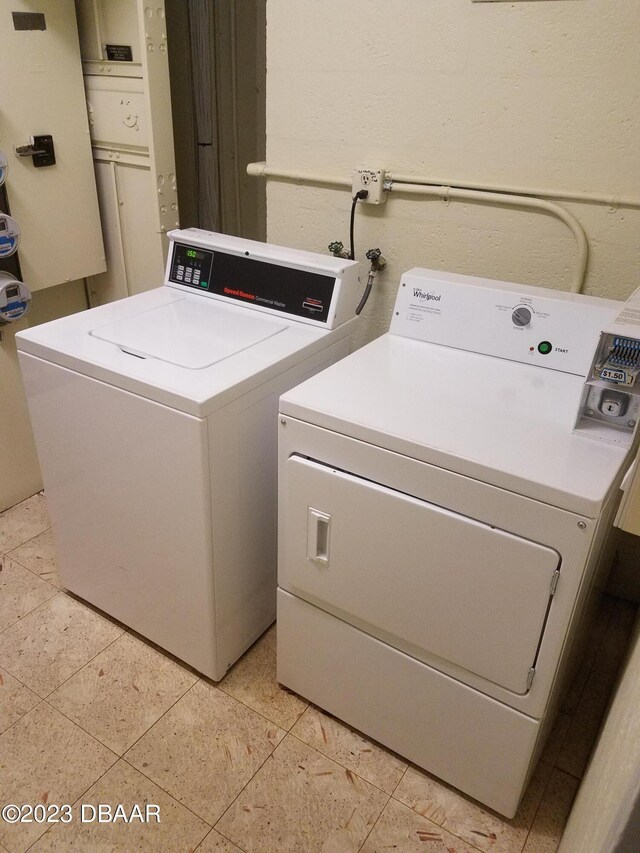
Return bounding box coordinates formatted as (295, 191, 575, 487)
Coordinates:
(105, 45, 133, 62)
(12, 12, 46, 30)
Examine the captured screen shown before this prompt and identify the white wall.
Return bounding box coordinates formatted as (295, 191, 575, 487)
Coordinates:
(265, 0, 640, 349)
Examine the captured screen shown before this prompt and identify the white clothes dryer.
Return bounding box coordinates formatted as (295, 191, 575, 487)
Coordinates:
(17, 229, 362, 681)
(277, 269, 638, 817)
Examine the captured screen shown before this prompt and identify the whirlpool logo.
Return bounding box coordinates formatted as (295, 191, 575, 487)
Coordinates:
(413, 288, 441, 302)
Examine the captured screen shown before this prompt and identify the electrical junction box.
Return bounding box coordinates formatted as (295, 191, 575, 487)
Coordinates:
(352, 168, 386, 204)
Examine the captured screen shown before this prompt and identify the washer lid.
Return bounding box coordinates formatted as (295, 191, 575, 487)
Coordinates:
(16, 288, 336, 418)
(89, 298, 287, 369)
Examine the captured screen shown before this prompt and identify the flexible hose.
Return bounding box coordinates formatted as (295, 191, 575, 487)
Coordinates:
(356, 273, 374, 315)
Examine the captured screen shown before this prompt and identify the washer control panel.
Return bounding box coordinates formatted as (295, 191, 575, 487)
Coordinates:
(168, 241, 338, 323)
(164, 228, 367, 330)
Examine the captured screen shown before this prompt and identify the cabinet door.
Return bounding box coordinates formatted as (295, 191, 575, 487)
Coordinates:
(0, 0, 105, 290)
(280, 455, 560, 694)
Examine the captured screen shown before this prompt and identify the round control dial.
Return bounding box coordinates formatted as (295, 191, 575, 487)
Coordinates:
(512, 306, 532, 327)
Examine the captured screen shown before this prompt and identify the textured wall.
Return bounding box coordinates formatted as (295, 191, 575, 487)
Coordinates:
(265, 0, 640, 349)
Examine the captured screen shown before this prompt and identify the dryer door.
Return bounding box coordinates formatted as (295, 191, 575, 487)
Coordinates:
(280, 455, 561, 694)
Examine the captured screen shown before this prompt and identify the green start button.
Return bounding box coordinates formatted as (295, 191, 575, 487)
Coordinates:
(538, 341, 553, 355)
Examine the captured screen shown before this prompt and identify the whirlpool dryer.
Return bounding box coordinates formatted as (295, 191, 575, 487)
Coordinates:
(16, 228, 362, 681)
(277, 269, 639, 818)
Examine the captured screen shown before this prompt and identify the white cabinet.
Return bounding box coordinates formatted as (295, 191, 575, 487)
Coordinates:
(0, 0, 105, 290)
(75, 0, 179, 305)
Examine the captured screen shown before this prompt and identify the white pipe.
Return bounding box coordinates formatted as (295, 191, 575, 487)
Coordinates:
(387, 181, 588, 293)
(247, 161, 640, 209)
(246, 161, 350, 188)
(388, 172, 640, 210)
(246, 161, 589, 292)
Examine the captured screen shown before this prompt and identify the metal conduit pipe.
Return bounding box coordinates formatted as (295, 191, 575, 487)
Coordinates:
(246, 161, 350, 188)
(246, 161, 589, 292)
(387, 172, 640, 210)
(387, 181, 588, 293)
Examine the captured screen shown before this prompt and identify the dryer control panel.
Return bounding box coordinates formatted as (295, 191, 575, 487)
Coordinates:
(391, 268, 620, 378)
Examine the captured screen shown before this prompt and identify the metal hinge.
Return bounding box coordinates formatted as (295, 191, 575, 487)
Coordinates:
(550, 569, 560, 597)
(526, 667, 535, 691)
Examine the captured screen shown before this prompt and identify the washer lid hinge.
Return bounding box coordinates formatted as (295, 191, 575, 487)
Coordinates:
(550, 569, 561, 597)
(526, 667, 536, 691)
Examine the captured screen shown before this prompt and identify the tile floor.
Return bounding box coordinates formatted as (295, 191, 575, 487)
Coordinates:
(0, 493, 636, 852)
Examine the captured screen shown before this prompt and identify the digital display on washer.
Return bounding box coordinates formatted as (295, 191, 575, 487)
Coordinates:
(170, 243, 215, 290)
(169, 243, 336, 322)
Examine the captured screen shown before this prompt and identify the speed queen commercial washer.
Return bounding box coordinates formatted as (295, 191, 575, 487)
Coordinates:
(277, 269, 639, 817)
(16, 229, 362, 680)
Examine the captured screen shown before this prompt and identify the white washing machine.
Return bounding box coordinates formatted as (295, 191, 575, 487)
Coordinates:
(16, 228, 362, 681)
(277, 269, 640, 817)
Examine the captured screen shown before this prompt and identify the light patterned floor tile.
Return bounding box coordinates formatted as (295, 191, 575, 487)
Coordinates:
(291, 705, 407, 794)
(0, 593, 123, 697)
(0, 702, 116, 853)
(197, 828, 243, 852)
(30, 760, 209, 853)
(216, 735, 389, 853)
(8, 529, 61, 589)
(217, 624, 307, 730)
(126, 680, 285, 824)
(0, 494, 50, 554)
(0, 666, 39, 734)
(361, 797, 477, 852)
(0, 557, 57, 633)
(394, 763, 548, 853)
(48, 632, 198, 754)
(522, 769, 578, 853)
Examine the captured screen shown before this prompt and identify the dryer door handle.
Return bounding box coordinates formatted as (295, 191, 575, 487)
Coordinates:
(307, 508, 331, 564)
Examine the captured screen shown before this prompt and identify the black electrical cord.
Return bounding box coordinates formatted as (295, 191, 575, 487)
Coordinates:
(349, 190, 368, 259)
(355, 248, 384, 315)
